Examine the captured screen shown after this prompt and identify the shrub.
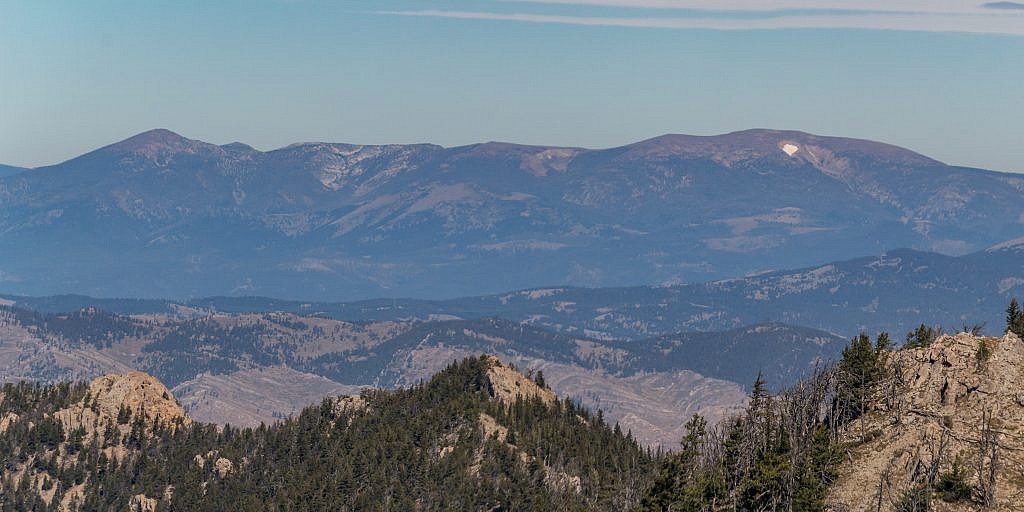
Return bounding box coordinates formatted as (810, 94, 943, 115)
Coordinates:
(935, 460, 972, 503)
(976, 339, 992, 365)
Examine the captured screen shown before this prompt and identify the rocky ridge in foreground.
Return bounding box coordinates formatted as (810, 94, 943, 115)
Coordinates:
(0, 356, 653, 511)
(830, 332, 1024, 511)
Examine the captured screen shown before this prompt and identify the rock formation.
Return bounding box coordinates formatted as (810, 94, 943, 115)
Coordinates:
(54, 371, 190, 437)
(829, 332, 1024, 511)
(482, 355, 557, 406)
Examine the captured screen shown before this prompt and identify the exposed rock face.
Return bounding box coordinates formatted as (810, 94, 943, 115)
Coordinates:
(0, 412, 18, 433)
(331, 395, 367, 416)
(54, 372, 190, 436)
(473, 358, 586, 495)
(828, 333, 1024, 511)
(87, 372, 189, 424)
(128, 494, 158, 512)
(482, 355, 556, 405)
(214, 457, 233, 478)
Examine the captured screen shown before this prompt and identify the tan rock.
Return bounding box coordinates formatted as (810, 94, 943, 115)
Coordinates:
(128, 494, 158, 512)
(214, 457, 233, 477)
(53, 372, 190, 441)
(482, 356, 556, 406)
(87, 372, 190, 425)
(0, 412, 19, 433)
(828, 333, 1024, 511)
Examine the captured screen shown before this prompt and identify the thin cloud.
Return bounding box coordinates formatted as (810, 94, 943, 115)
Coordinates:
(983, 1, 1024, 8)
(378, 9, 1024, 35)
(506, 1, 997, 14)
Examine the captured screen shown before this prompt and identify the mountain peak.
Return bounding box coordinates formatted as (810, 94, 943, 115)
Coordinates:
(116, 128, 188, 147)
(86, 371, 189, 423)
(52, 371, 190, 441)
(622, 129, 940, 167)
(221, 141, 256, 152)
(483, 355, 557, 405)
(92, 129, 217, 161)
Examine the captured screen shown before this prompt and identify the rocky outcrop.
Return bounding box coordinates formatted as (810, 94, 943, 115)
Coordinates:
(828, 333, 1024, 511)
(482, 356, 556, 406)
(53, 372, 190, 438)
(128, 494, 158, 512)
(0, 412, 19, 433)
(214, 457, 233, 478)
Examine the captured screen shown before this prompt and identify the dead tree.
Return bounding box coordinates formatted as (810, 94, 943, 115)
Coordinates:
(977, 409, 999, 507)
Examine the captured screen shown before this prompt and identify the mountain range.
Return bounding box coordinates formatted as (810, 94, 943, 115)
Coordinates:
(2, 128, 1023, 300)
(0, 304, 851, 447)
(0, 164, 26, 178)
(6, 240, 1021, 340)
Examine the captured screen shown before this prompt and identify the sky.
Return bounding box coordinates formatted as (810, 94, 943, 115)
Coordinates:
(1, 0, 1023, 171)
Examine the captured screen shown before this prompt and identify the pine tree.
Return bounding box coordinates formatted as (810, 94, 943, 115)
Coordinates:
(837, 333, 880, 423)
(1007, 298, 1024, 337)
(792, 427, 842, 511)
(635, 414, 715, 512)
(875, 332, 892, 353)
(904, 324, 940, 349)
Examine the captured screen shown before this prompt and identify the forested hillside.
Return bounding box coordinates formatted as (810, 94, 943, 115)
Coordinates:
(5, 304, 1023, 511)
(639, 302, 1024, 511)
(8, 241, 1023, 341)
(0, 305, 844, 447)
(0, 356, 653, 511)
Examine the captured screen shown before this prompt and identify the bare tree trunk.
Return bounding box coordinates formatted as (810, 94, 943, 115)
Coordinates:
(977, 409, 999, 507)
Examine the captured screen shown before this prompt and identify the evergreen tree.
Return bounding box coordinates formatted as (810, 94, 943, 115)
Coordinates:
(875, 332, 892, 353)
(904, 324, 940, 349)
(1007, 298, 1024, 337)
(0, 356, 654, 512)
(792, 427, 842, 512)
(836, 333, 880, 423)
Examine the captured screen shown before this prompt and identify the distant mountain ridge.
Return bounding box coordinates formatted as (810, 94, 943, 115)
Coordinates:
(0, 164, 27, 178)
(0, 304, 845, 447)
(6, 241, 1020, 340)
(1, 128, 1022, 299)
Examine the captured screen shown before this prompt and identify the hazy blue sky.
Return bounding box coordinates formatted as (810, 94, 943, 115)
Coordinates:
(2, 0, 1022, 171)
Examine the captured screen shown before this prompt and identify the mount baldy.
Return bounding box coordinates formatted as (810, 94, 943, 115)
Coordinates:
(2, 129, 1023, 299)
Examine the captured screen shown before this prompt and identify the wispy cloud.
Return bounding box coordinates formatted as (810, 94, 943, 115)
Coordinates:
(378, 8, 1024, 35)
(506, 1, 1000, 15)
(983, 1, 1024, 9)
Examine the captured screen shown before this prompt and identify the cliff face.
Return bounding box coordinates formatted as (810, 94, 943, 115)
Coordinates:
(829, 332, 1024, 511)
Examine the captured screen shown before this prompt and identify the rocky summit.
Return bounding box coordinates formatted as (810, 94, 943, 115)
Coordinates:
(0, 356, 655, 511)
(830, 332, 1024, 511)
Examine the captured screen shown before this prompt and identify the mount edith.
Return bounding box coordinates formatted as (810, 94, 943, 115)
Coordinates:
(2, 129, 1023, 300)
